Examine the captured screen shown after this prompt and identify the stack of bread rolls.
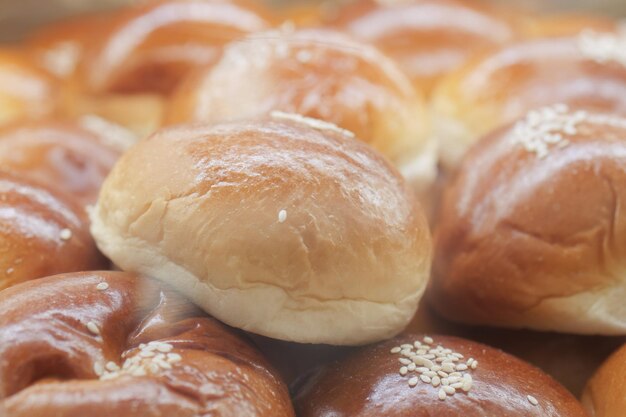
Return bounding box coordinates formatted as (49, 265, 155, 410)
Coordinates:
(0, 0, 625, 416)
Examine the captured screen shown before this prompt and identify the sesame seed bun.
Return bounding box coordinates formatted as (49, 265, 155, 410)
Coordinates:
(90, 117, 432, 345)
(431, 105, 626, 334)
(0, 271, 294, 417)
(432, 32, 626, 170)
(165, 28, 435, 197)
(294, 334, 588, 417)
(582, 342, 626, 417)
(0, 170, 107, 291)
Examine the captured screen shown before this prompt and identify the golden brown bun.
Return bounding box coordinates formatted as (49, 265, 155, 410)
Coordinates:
(91, 117, 432, 345)
(0, 49, 59, 126)
(582, 343, 626, 417)
(432, 31, 626, 169)
(327, 0, 520, 94)
(294, 333, 588, 417)
(0, 121, 119, 204)
(0, 170, 107, 291)
(0, 271, 294, 417)
(431, 105, 626, 334)
(78, 0, 272, 95)
(166, 28, 434, 193)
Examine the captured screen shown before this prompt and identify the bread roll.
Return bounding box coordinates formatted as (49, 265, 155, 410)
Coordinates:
(0, 271, 294, 417)
(327, 0, 520, 94)
(91, 117, 432, 345)
(78, 0, 272, 94)
(0, 49, 59, 126)
(0, 170, 106, 290)
(0, 121, 119, 204)
(432, 30, 626, 169)
(294, 333, 588, 416)
(432, 104, 626, 334)
(166, 28, 434, 193)
(582, 342, 626, 417)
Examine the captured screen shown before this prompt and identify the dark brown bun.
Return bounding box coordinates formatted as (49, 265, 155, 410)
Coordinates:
(327, 0, 520, 94)
(0, 49, 59, 126)
(0, 271, 295, 417)
(432, 105, 626, 334)
(582, 342, 626, 417)
(294, 333, 588, 417)
(0, 170, 106, 291)
(78, 0, 272, 95)
(432, 31, 626, 169)
(166, 28, 434, 192)
(91, 116, 432, 345)
(0, 121, 119, 204)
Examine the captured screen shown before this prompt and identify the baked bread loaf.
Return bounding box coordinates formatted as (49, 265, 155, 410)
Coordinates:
(78, 0, 272, 95)
(327, 0, 520, 94)
(432, 30, 626, 169)
(166, 28, 434, 193)
(431, 105, 626, 334)
(0, 120, 119, 204)
(294, 333, 588, 417)
(0, 271, 294, 417)
(0, 170, 106, 290)
(91, 116, 432, 345)
(582, 342, 626, 417)
(0, 49, 59, 126)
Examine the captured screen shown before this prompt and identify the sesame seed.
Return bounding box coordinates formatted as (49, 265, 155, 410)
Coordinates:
(156, 343, 173, 353)
(432, 376, 441, 387)
(423, 336, 434, 344)
(451, 382, 463, 389)
(96, 282, 109, 291)
(399, 358, 411, 365)
(105, 361, 119, 371)
(527, 395, 539, 406)
(443, 386, 456, 395)
(400, 366, 408, 376)
(93, 362, 104, 376)
(87, 321, 100, 335)
(408, 377, 418, 387)
(471, 361, 478, 369)
(390, 347, 401, 354)
(278, 209, 287, 223)
(59, 228, 72, 240)
(456, 364, 468, 371)
(462, 374, 473, 392)
(420, 375, 431, 384)
(407, 363, 416, 371)
(167, 353, 182, 362)
(438, 388, 447, 400)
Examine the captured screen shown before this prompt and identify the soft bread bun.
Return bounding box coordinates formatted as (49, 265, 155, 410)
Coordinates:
(432, 31, 626, 169)
(582, 343, 626, 417)
(0, 271, 294, 417)
(78, 0, 272, 95)
(91, 116, 431, 345)
(294, 333, 588, 417)
(327, 0, 520, 94)
(0, 49, 59, 126)
(166, 28, 434, 194)
(0, 121, 119, 204)
(431, 104, 626, 334)
(0, 170, 106, 291)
